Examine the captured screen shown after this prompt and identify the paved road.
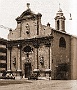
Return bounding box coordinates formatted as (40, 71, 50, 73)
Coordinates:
(0, 80, 77, 90)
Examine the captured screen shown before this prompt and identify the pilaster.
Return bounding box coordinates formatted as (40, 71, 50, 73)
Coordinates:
(17, 44, 22, 71)
(7, 45, 12, 71)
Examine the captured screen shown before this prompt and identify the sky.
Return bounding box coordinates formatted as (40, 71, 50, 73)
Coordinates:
(0, 0, 77, 39)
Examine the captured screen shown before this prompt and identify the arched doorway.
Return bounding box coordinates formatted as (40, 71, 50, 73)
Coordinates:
(24, 63, 32, 78)
(23, 46, 33, 78)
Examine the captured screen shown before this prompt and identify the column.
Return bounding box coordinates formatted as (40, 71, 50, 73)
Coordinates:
(7, 49, 11, 71)
(55, 20, 58, 30)
(33, 39, 39, 69)
(17, 45, 22, 71)
(50, 46, 52, 70)
(37, 47, 39, 69)
(60, 19, 63, 31)
(16, 44, 22, 79)
(45, 43, 51, 69)
(49, 46, 50, 69)
(34, 48, 37, 69)
(7, 44, 12, 72)
(34, 47, 39, 69)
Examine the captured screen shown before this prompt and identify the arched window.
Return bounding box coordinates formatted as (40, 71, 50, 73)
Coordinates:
(62, 21, 65, 30)
(57, 20, 59, 30)
(59, 37, 66, 48)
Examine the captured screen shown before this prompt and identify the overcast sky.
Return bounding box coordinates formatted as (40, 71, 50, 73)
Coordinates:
(0, 0, 77, 39)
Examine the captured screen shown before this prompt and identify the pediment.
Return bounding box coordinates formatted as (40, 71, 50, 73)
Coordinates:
(16, 9, 37, 21)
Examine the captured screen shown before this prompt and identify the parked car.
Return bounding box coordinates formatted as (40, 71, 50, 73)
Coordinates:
(28, 73, 38, 80)
(0, 73, 15, 80)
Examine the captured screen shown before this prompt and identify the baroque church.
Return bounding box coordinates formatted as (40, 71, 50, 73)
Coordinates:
(4, 3, 77, 80)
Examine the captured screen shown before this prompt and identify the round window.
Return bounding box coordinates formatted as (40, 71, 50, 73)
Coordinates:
(23, 46, 32, 52)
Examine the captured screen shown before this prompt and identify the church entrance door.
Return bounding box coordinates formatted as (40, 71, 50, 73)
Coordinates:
(25, 63, 31, 78)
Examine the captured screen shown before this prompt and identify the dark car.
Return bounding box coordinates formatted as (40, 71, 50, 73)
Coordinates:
(28, 73, 38, 80)
(0, 73, 15, 80)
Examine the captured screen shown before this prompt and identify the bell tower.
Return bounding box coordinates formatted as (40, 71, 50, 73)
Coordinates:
(55, 7, 66, 32)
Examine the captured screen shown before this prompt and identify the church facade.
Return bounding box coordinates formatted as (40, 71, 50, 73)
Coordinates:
(6, 4, 76, 80)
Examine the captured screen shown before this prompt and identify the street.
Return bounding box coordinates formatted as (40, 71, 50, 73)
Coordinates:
(0, 79, 77, 90)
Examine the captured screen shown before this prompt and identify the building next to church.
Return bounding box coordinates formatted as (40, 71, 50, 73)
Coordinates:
(6, 3, 77, 80)
(0, 38, 7, 76)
